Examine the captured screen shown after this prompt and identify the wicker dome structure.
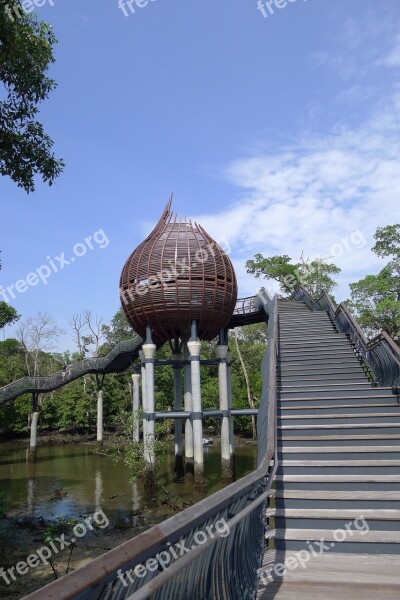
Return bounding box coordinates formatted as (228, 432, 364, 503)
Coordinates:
(119, 198, 238, 343)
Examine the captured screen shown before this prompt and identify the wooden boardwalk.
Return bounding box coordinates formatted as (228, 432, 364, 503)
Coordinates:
(257, 549, 400, 599)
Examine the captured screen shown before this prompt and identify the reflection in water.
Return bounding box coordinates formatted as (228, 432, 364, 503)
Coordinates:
(95, 470, 103, 510)
(0, 441, 257, 525)
(26, 456, 37, 515)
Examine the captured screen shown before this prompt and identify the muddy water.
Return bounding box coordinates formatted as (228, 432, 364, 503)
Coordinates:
(0, 441, 257, 526)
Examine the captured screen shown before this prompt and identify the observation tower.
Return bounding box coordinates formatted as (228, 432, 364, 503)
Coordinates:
(119, 198, 238, 477)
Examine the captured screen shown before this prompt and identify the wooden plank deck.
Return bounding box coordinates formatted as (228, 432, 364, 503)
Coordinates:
(257, 550, 400, 599)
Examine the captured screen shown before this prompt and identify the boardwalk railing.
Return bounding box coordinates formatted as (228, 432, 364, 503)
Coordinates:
(0, 296, 263, 406)
(23, 289, 278, 600)
(0, 336, 143, 405)
(292, 287, 400, 388)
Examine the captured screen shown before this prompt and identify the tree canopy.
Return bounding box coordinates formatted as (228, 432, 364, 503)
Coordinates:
(246, 253, 340, 297)
(349, 224, 400, 339)
(0, 307, 267, 436)
(0, 253, 20, 331)
(0, 1, 64, 192)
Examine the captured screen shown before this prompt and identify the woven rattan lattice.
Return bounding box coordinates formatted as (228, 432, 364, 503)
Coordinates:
(120, 198, 238, 343)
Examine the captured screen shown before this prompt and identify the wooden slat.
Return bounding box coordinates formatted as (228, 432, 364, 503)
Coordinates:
(276, 474, 400, 482)
(279, 434, 400, 440)
(280, 460, 400, 466)
(274, 529, 400, 542)
(257, 552, 400, 599)
(273, 490, 400, 500)
(258, 581, 400, 599)
(270, 508, 400, 519)
(280, 423, 400, 430)
(279, 413, 399, 420)
(278, 446, 400, 453)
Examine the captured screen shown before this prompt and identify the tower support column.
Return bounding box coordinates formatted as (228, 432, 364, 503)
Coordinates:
(29, 394, 39, 462)
(131, 373, 140, 443)
(143, 331, 156, 465)
(97, 389, 104, 446)
(188, 323, 203, 476)
(172, 347, 184, 476)
(227, 349, 235, 457)
(139, 350, 147, 441)
(217, 343, 233, 463)
(184, 341, 194, 468)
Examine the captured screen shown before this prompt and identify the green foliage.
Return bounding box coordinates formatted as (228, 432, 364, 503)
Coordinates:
(0, 1, 64, 192)
(44, 516, 78, 544)
(0, 254, 21, 330)
(101, 309, 135, 351)
(102, 412, 172, 493)
(0, 311, 267, 438)
(373, 225, 400, 262)
(349, 224, 400, 339)
(246, 253, 340, 297)
(0, 301, 20, 330)
(43, 516, 78, 579)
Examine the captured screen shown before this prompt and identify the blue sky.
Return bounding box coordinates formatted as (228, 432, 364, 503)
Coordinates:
(1, 0, 400, 350)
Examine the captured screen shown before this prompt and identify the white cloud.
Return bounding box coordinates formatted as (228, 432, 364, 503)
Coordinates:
(378, 34, 400, 68)
(193, 92, 400, 300)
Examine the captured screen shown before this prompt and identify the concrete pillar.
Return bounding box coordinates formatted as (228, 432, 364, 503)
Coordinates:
(227, 349, 235, 456)
(29, 413, 39, 462)
(172, 351, 184, 477)
(29, 394, 39, 462)
(143, 340, 156, 465)
(183, 342, 194, 464)
(97, 389, 104, 446)
(187, 331, 203, 475)
(131, 373, 140, 443)
(30, 411, 39, 450)
(139, 350, 147, 441)
(217, 343, 231, 462)
(172, 352, 183, 455)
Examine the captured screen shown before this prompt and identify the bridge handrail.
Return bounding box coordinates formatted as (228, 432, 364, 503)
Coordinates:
(0, 336, 143, 405)
(291, 287, 400, 387)
(22, 289, 278, 600)
(1, 298, 260, 406)
(232, 295, 261, 315)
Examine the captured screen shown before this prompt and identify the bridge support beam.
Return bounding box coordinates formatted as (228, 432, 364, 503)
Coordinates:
(188, 322, 204, 478)
(131, 373, 140, 443)
(143, 328, 156, 466)
(172, 343, 184, 478)
(184, 340, 194, 476)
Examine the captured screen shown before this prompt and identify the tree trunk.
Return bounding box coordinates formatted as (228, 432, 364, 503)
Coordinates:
(234, 329, 257, 441)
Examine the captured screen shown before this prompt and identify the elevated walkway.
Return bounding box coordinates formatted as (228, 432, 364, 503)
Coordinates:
(0, 296, 266, 405)
(257, 298, 400, 599)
